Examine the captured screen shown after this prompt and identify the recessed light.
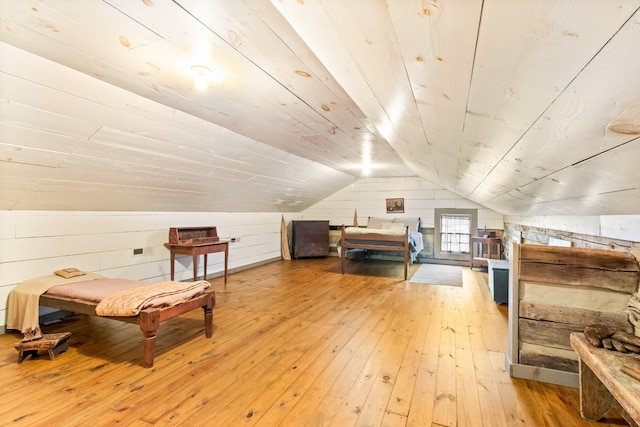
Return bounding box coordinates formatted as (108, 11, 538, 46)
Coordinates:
(190, 65, 212, 91)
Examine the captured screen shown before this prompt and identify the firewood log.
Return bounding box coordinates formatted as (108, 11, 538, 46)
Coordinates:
(584, 324, 617, 347)
(602, 337, 614, 350)
(611, 339, 628, 353)
(622, 342, 640, 353)
(611, 331, 640, 348)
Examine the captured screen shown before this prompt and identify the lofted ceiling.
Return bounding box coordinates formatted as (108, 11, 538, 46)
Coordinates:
(1, 0, 640, 215)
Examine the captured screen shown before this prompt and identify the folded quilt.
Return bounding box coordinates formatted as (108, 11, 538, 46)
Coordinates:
(95, 280, 210, 317)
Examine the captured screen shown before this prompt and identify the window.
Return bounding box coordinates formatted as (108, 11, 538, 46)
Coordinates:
(434, 208, 478, 261)
(440, 214, 471, 253)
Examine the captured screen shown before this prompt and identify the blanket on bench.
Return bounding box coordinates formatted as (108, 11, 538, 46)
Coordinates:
(95, 280, 209, 317)
(6, 272, 104, 338)
(6, 271, 209, 339)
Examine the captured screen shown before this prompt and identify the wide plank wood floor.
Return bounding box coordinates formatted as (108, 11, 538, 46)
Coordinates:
(0, 258, 628, 426)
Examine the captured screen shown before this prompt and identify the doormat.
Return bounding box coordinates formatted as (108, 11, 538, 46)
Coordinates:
(409, 263, 463, 287)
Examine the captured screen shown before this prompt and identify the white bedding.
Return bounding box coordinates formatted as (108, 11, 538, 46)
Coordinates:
(344, 227, 406, 237)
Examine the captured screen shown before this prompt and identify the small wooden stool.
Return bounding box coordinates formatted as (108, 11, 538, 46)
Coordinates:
(15, 332, 72, 363)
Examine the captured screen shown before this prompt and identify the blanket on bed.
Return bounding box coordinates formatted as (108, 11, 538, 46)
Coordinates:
(6, 272, 104, 337)
(95, 280, 210, 317)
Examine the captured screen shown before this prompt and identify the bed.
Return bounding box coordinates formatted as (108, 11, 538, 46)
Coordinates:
(6, 270, 216, 367)
(340, 217, 424, 280)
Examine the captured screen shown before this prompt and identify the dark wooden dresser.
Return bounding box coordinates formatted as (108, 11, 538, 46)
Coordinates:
(291, 220, 329, 258)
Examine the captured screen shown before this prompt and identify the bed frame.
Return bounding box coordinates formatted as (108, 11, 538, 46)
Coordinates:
(340, 225, 410, 280)
(39, 288, 216, 368)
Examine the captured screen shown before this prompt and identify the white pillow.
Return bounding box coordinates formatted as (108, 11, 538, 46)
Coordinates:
(390, 223, 407, 231)
(393, 217, 420, 233)
(367, 217, 386, 229)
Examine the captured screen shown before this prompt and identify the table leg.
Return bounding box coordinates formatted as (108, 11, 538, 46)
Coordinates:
(203, 253, 208, 280)
(223, 244, 228, 286)
(192, 254, 198, 281)
(170, 252, 175, 280)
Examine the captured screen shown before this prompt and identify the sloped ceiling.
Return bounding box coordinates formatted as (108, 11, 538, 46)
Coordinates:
(1, 0, 640, 215)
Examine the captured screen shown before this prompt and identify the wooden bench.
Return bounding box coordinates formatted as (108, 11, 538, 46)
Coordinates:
(14, 332, 72, 362)
(570, 333, 640, 427)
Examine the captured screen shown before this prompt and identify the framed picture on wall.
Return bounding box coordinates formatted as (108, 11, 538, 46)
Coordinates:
(386, 198, 404, 214)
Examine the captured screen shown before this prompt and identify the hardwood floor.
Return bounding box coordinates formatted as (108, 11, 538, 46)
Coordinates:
(0, 258, 628, 426)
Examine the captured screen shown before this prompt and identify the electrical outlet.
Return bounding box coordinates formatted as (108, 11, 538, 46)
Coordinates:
(230, 237, 239, 242)
(133, 248, 143, 255)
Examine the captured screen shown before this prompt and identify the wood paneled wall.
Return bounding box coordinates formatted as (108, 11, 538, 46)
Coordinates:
(0, 211, 293, 330)
(507, 243, 639, 386)
(504, 215, 640, 259)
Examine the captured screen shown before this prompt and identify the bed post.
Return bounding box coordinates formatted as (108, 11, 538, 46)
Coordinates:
(403, 226, 409, 280)
(139, 309, 160, 368)
(340, 225, 346, 274)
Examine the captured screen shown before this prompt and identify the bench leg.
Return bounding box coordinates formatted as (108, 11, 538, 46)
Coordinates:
(17, 349, 38, 363)
(48, 340, 69, 360)
(203, 306, 213, 338)
(142, 332, 157, 368)
(139, 310, 160, 368)
(579, 358, 616, 421)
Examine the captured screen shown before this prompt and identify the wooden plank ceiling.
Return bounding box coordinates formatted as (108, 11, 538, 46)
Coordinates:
(1, 0, 639, 214)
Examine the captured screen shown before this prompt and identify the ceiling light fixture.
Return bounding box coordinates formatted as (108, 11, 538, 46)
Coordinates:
(191, 65, 212, 91)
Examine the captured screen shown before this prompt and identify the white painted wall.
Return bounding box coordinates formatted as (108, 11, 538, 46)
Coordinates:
(0, 211, 299, 330)
(301, 176, 504, 229)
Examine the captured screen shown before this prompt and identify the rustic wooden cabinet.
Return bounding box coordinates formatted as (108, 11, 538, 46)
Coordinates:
(470, 236, 502, 269)
(292, 220, 329, 258)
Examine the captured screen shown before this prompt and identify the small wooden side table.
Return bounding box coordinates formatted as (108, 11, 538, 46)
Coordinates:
(164, 240, 229, 285)
(15, 332, 72, 362)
